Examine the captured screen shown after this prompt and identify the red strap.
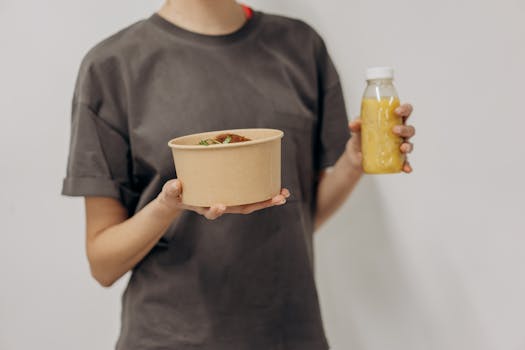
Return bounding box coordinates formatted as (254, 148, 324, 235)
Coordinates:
(241, 4, 253, 20)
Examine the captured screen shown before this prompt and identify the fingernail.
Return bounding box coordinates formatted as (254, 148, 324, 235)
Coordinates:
(171, 182, 179, 190)
(395, 107, 402, 114)
(393, 126, 402, 133)
(279, 199, 286, 204)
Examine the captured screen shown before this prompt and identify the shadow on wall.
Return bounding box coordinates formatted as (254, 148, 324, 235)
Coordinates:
(315, 176, 435, 350)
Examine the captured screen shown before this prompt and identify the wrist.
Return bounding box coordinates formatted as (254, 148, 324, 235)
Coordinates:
(342, 148, 364, 175)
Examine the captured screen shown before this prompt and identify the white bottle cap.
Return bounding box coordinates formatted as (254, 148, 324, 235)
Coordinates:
(366, 67, 394, 80)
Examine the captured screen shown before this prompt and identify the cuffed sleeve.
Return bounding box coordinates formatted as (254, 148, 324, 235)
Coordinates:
(62, 101, 138, 213)
(61, 49, 140, 214)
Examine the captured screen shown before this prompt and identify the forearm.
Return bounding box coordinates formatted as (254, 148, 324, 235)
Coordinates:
(88, 198, 182, 286)
(314, 150, 363, 231)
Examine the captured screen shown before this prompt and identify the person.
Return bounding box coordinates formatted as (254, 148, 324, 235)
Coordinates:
(61, 0, 416, 349)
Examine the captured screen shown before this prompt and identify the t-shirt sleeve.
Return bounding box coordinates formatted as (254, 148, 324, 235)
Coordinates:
(61, 56, 138, 213)
(314, 35, 351, 170)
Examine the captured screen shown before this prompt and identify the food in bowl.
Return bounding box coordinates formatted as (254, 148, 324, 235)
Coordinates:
(168, 128, 284, 207)
(198, 133, 251, 146)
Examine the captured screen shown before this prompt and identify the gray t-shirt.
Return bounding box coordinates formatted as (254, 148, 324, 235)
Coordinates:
(62, 10, 350, 350)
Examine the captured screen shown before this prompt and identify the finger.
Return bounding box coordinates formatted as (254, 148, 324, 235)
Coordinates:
(395, 104, 413, 118)
(221, 188, 290, 215)
(403, 161, 413, 173)
(163, 179, 182, 198)
(226, 200, 271, 214)
(281, 188, 291, 198)
(182, 204, 206, 215)
(159, 180, 183, 208)
(400, 142, 414, 153)
(348, 118, 362, 132)
(227, 195, 286, 215)
(204, 204, 226, 220)
(393, 125, 415, 138)
(270, 188, 290, 204)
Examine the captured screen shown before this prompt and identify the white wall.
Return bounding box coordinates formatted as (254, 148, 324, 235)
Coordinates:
(1, 1, 524, 349)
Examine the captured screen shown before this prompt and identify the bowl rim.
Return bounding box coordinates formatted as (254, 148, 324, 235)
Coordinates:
(168, 128, 284, 150)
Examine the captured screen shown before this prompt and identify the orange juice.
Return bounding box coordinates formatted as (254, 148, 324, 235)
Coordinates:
(361, 97, 404, 173)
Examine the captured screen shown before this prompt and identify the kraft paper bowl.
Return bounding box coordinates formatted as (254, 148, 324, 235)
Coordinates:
(168, 128, 284, 207)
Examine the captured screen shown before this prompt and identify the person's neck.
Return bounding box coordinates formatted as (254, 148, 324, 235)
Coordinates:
(158, 0, 246, 35)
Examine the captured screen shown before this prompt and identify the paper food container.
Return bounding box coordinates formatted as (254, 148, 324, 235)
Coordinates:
(168, 128, 284, 207)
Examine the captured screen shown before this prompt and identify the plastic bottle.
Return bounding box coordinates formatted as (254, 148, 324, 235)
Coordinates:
(360, 67, 404, 174)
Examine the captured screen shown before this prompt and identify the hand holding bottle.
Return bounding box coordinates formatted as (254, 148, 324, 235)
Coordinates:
(345, 67, 415, 174)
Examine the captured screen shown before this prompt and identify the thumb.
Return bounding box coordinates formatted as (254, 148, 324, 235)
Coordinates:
(162, 179, 182, 199)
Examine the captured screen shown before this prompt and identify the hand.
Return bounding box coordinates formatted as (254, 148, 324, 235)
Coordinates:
(157, 179, 291, 220)
(345, 103, 416, 173)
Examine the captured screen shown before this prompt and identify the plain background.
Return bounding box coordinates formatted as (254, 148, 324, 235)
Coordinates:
(1, 0, 524, 349)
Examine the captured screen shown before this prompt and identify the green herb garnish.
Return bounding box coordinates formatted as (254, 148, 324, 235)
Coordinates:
(222, 135, 232, 144)
(198, 138, 221, 146)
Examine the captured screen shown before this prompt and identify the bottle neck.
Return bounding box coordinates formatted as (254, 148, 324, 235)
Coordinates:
(363, 78, 398, 99)
(366, 78, 394, 86)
